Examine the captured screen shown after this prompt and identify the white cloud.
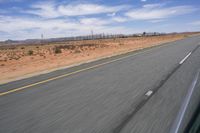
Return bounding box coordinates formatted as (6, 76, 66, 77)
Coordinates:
(26, 2, 60, 18)
(125, 5, 196, 20)
(58, 4, 125, 16)
(149, 19, 165, 23)
(79, 18, 111, 26)
(0, 1, 198, 41)
(0, 1, 131, 40)
(26, 2, 127, 18)
(190, 21, 200, 26)
(142, 3, 164, 8)
(0, 15, 133, 40)
(141, 0, 147, 2)
(112, 17, 128, 22)
(107, 12, 116, 17)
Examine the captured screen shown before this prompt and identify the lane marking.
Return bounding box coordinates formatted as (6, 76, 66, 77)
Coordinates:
(0, 45, 168, 97)
(114, 45, 200, 133)
(145, 90, 153, 97)
(179, 52, 192, 64)
(0, 42, 191, 97)
(170, 70, 200, 133)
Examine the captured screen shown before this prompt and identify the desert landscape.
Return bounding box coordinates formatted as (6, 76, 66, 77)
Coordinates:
(0, 33, 198, 83)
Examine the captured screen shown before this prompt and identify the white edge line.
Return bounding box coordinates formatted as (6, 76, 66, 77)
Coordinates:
(179, 52, 192, 64)
(170, 70, 200, 133)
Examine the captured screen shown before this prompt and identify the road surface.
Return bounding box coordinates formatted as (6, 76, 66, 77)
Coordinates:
(1, 36, 200, 133)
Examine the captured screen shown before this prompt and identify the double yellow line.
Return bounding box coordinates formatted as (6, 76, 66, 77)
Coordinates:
(0, 44, 167, 97)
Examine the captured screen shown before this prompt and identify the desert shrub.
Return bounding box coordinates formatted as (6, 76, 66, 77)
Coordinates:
(28, 50, 34, 55)
(57, 45, 76, 50)
(74, 49, 81, 54)
(11, 56, 20, 60)
(119, 43, 124, 46)
(54, 46, 62, 54)
(80, 43, 96, 47)
(15, 56, 21, 60)
(9, 47, 16, 50)
(21, 47, 25, 50)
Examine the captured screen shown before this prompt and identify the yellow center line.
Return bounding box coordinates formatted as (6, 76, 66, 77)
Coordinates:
(0, 44, 166, 96)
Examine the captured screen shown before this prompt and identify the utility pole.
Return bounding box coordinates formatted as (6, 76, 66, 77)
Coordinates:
(91, 30, 94, 40)
(41, 34, 44, 44)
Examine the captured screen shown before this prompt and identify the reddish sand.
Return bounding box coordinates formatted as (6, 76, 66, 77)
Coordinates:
(0, 33, 197, 83)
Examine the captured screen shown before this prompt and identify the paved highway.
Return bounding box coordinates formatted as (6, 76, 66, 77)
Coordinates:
(0, 36, 200, 133)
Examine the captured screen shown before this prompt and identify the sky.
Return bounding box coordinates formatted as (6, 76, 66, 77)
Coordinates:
(0, 0, 200, 41)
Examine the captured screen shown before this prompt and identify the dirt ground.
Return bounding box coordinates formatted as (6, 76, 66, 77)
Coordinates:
(0, 33, 198, 83)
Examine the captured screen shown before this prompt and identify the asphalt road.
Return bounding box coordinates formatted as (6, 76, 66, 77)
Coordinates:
(1, 36, 200, 133)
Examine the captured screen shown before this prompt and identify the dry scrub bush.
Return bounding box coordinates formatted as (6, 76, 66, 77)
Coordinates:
(28, 50, 34, 55)
(53, 46, 62, 54)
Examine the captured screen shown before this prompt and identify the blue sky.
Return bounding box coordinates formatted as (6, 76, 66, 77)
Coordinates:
(0, 0, 200, 41)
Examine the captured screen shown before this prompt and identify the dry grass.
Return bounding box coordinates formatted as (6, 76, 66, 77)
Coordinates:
(0, 33, 198, 83)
